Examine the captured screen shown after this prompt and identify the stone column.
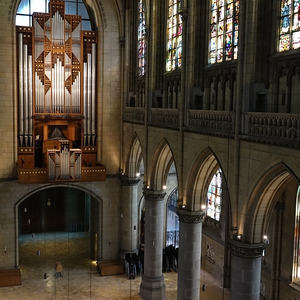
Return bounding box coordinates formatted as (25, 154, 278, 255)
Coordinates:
(177, 209, 205, 300)
(230, 240, 265, 300)
(140, 189, 166, 300)
(120, 176, 140, 254)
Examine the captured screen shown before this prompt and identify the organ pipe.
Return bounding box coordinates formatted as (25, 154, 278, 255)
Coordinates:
(83, 63, 87, 145)
(23, 44, 28, 146)
(87, 53, 92, 145)
(18, 33, 24, 145)
(91, 43, 96, 145)
(28, 55, 33, 146)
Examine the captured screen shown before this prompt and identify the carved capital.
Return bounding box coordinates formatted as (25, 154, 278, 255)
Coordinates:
(176, 209, 205, 224)
(120, 175, 140, 186)
(143, 189, 166, 202)
(230, 240, 265, 259)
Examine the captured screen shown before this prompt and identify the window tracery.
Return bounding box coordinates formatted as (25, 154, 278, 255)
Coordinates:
(209, 0, 239, 64)
(137, 0, 146, 77)
(166, 0, 183, 72)
(279, 0, 300, 52)
(206, 168, 222, 221)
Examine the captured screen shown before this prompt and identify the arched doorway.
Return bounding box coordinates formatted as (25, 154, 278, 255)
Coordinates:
(16, 185, 102, 297)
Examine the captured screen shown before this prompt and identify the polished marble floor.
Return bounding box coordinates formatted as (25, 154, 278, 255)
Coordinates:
(0, 233, 229, 300)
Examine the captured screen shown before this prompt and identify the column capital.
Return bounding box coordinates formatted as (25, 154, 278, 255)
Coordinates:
(143, 189, 166, 201)
(230, 240, 265, 259)
(176, 209, 205, 224)
(120, 175, 140, 186)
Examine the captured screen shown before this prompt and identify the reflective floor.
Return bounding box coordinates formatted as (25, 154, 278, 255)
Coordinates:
(0, 233, 229, 300)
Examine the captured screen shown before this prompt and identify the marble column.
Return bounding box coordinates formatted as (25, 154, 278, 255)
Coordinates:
(230, 240, 265, 300)
(120, 176, 140, 254)
(140, 189, 166, 300)
(177, 209, 205, 300)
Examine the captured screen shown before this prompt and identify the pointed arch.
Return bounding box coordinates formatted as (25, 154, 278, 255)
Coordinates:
(184, 147, 229, 212)
(126, 134, 144, 178)
(149, 139, 178, 191)
(244, 163, 299, 243)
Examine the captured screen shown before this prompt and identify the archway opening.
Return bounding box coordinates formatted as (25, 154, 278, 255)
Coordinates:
(17, 186, 101, 296)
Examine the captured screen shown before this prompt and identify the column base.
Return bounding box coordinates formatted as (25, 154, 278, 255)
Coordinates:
(140, 275, 165, 300)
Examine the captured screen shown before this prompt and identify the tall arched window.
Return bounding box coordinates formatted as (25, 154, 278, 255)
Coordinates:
(206, 168, 222, 221)
(166, 0, 183, 72)
(279, 0, 300, 52)
(293, 186, 300, 283)
(137, 0, 146, 77)
(209, 0, 240, 64)
(16, 0, 92, 30)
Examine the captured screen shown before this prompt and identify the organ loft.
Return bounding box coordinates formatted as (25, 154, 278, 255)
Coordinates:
(16, 0, 105, 183)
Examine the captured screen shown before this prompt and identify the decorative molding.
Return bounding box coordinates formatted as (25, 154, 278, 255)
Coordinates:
(123, 107, 145, 124)
(187, 110, 234, 137)
(243, 112, 300, 148)
(143, 189, 166, 202)
(149, 108, 179, 129)
(176, 208, 205, 224)
(230, 240, 265, 259)
(120, 175, 140, 186)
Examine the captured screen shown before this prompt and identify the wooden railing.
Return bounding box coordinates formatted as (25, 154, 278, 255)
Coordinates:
(243, 112, 300, 148)
(123, 107, 145, 124)
(187, 110, 234, 137)
(149, 108, 179, 129)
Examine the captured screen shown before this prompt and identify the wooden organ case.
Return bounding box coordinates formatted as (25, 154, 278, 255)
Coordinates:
(17, 0, 105, 183)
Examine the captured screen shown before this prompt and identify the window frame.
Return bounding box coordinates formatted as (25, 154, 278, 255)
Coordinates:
(137, 0, 146, 78)
(208, 0, 240, 65)
(165, 0, 183, 73)
(16, 0, 92, 30)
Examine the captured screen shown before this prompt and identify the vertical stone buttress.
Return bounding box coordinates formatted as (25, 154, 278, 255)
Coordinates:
(120, 176, 140, 254)
(140, 189, 166, 300)
(177, 209, 205, 300)
(230, 240, 265, 300)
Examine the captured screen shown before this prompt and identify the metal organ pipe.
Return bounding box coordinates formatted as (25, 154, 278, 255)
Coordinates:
(83, 63, 87, 145)
(87, 53, 92, 145)
(23, 44, 28, 146)
(18, 33, 24, 146)
(91, 43, 96, 145)
(28, 55, 33, 146)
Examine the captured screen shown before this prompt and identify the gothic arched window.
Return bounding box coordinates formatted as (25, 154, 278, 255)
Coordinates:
(166, 0, 183, 72)
(293, 186, 300, 283)
(209, 0, 240, 64)
(137, 0, 146, 77)
(16, 0, 92, 30)
(206, 168, 222, 221)
(279, 0, 300, 52)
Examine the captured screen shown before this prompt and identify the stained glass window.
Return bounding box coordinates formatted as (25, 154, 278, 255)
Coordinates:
(206, 168, 222, 221)
(293, 186, 300, 283)
(279, 0, 300, 52)
(166, 0, 183, 72)
(209, 0, 239, 64)
(137, 0, 146, 76)
(16, 0, 92, 30)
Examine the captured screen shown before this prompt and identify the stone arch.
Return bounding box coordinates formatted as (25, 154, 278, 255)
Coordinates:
(149, 139, 178, 191)
(126, 134, 144, 178)
(184, 147, 229, 212)
(244, 163, 299, 243)
(15, 182, 103, 266)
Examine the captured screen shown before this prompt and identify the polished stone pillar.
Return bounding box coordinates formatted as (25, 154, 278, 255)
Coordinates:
(177, 209, 205, 300)
(120, 176, 140, 253)
(230, 240, 265, 300)
(140, 189, 166, 300)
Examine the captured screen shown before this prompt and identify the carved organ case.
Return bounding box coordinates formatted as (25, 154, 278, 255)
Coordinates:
(17, 0, 104, 183)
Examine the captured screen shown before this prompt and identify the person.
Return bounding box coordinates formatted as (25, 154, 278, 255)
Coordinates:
(55, 261, 63, 278)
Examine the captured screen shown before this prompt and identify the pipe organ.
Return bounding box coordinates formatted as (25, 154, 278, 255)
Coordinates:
(16, 0, 105, 183)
